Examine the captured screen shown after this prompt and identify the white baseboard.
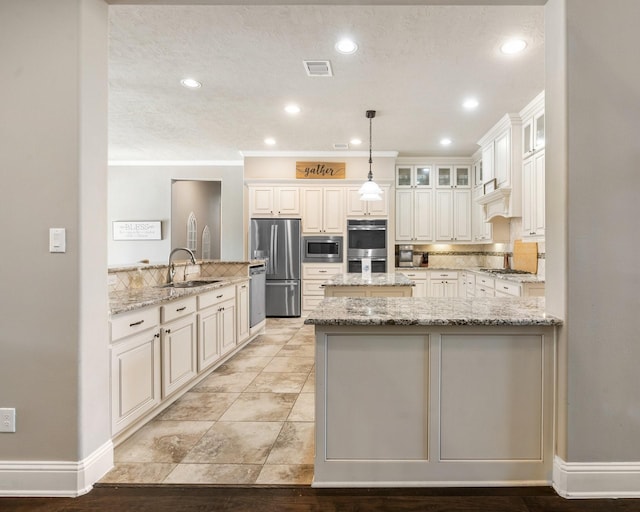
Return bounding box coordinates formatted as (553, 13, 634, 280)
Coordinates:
(0, 439, 113, 497)
(553, 455, 640, 498)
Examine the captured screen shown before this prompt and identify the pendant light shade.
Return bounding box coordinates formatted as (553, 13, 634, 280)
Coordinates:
(359, 110, 382, 201)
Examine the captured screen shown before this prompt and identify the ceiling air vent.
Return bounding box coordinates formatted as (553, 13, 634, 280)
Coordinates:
(303, 60, 333, 77)
(333, 143, 349, 150)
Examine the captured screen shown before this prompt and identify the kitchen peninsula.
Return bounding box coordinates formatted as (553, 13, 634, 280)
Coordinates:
(322, 272, 414, 298)
(305, 296, 561, 487)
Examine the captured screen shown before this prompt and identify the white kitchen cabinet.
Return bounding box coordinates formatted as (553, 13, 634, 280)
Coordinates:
(435, 189, 471, 242)
(249, 186, 300, 217)
(429, 271, 458, 298)
(395, 164, 432, 188)
(522, 150, 545, 239)
(475, 275, 495, 297)
(522, 91, 545, 158)
(436, 165, 471, 189)
(472, 186, 509, 243)
(236, 281, 250, 344)
(346, 186, 389, 217)
(110, 307, 161, 435)
(302, 262, 344, 312)
(197, 286, 237, 372)
(161, 297, 197, 398)
(402, 270, 428, 297)
(302, 187, 345, 233)
(395, 188, 434, 242)
(476, 114, 523, 220)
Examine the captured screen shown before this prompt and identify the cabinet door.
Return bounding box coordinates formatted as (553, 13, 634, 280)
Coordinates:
(494, 131, 510, 186)
(415, 166, 432, 187)
(453, 189, 472, 241)
(396, 166, 413, 188)
(444, 280, 458, 298)
(276, 187, 300, 216)
(395, 190, 414, 241)
(436, 166, 453, 188)
(250, 186, 275, 216)
(111, 329, 161, 434)
(346, 188, 367, 216)
(430, 281, 446, 297)
(366, 186, 389, 216)
(414, 189, 434, 241)
(533, 111, 545, 151)
(219, 299, 237, 355)
(522, 157, 534, 236)
(435, 189, 454, 241)
(454, 166, 471, 188)
(523, 118, 533, 156)
(482, 143, 494, 183)
(198, 307, 221, 372)
(162, 314, 197, 398)
(533, 152, 545, 236)
(323, 187, 345, 233)
(236, 282, 250, 344)
(302, 188, 323, 233)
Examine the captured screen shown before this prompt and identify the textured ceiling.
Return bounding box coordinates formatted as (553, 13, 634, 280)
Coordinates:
(108, 4, 544, 162)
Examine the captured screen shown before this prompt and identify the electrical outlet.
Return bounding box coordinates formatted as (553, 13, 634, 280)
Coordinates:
(0, 408, 16, 433)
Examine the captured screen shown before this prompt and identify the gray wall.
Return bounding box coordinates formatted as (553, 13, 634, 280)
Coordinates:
(108, 165, 244, 265)
(0, 0, 110, 463)
(546, 0, 640, 462)
(171, 180, 222, 259)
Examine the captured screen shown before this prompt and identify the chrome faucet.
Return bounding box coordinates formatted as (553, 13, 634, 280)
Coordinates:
(167, 247, 197, 283)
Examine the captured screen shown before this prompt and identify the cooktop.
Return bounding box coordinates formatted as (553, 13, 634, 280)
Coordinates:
(480, 268, 533, 275)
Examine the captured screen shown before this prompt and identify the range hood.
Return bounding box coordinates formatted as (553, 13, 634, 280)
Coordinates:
(476, 188, 514, 221)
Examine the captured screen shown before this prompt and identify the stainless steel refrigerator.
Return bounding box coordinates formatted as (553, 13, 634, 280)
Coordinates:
(250, 218, 301, 317)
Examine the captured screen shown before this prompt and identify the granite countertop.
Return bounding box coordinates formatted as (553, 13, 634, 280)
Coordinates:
(395, 267, 545, 284)
(305, 297, 561, 327)
(110, 276, 248, 315)
(322, 273, 415, 287)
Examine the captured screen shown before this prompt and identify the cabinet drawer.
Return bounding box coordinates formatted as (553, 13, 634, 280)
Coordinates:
(476, 275, 495, 288)
(430, 271, 458, 280)
(403, 271, 428, 281)
(303, 280, 326, 296)
(303, 264, 343, 279)
(161, 296, 197, 323)
(495, 280, 521, 297)
(111, 307, 159, 342)
(198, 286, 235, 310)
(303, 295, 324, 311)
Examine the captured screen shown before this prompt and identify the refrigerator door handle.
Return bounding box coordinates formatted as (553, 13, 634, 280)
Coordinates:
(269, 224, 276, 274)
(272, 223, 278, 273)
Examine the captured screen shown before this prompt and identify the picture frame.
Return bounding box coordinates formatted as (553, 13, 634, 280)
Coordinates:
(483, 178, 497, 195)
(113, 221, 162, 241)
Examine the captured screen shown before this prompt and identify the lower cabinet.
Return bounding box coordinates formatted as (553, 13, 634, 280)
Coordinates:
(161, 312, 197, 399)
(402, 270, 428, 297)
(302, 263, 344, 312)
(197, 286, 237, 372)
(236, 282, 250, 344)
(111, 326, 161, 435)
(428, 271, 459, 297)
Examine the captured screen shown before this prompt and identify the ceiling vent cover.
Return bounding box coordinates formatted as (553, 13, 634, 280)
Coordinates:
(303, 60, 333, 77)
(333, 143, 349, 150)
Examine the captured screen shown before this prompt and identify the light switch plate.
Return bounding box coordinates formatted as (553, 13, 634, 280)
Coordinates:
(49, 228, 66, 253)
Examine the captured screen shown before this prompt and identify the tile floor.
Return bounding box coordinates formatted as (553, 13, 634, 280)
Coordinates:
(100, 317, 315, 485)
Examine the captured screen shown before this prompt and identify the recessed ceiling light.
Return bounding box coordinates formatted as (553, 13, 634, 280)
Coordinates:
(350, 138, 362, 145)
(180, 78, 202, 89)
(500, 39, 527, 55)
(335, 38, 358, 55)
(284, 104, 301, 114)
(440, 138, 452, 146)
(264, 137, 276, 146)
(463, 98, 479, 110)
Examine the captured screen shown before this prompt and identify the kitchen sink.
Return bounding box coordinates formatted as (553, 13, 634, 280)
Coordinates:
(158, 279, 221, 288)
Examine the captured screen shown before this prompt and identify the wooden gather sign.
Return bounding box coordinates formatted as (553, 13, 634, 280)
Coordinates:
(296, 161, 346, 179)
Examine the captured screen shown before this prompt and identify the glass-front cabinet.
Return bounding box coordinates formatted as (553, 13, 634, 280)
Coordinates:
(395, 165, 432, 188)
(523, 108, 545, 156)
(436, 166, 470, 188)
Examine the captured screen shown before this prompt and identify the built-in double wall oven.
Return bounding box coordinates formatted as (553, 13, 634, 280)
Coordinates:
(347, 219, 387, 273)
(302, 236, 343, 263)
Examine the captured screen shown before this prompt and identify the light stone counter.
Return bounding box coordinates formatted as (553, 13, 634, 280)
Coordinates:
(110, 276, 248, 315)
(322, 272, 415, 287)
(305, 296, 560, 327)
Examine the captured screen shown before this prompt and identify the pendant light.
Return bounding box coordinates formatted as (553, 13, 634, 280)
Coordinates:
(358, 110, 383, 201)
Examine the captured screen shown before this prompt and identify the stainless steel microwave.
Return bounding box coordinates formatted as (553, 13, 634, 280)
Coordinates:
(303, 236, 343, 263)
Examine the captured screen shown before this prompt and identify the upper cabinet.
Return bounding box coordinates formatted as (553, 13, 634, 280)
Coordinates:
(346, 185, 389, 217)
(395, 165, 432, 188)
(302, 187, 345, 233)
(436, 165, 471, 189)
(249, 186, 300, 217)
(476, 114, 523, 220)
(522, 91, 545, 158)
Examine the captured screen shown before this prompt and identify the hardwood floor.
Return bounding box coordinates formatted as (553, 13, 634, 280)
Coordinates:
(2, 486, 640, 512)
